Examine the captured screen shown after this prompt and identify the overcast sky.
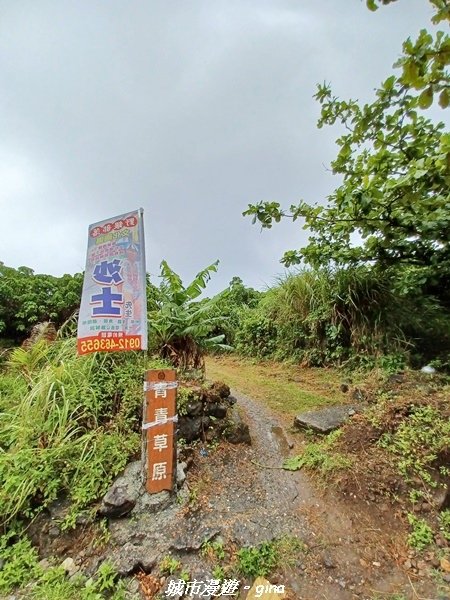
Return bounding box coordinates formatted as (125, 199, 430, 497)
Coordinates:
(0, 0, 441, 295)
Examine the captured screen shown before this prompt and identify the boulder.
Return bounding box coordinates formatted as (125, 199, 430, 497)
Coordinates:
(108, 544, 157, 575)
(176, 462, 187, 488)
(207, 403, 228, 419)
(294, 405, 360, 434)
(98, 461, 142, 518)
(185, 400, 203, 417)
(178, 416, 210, 442)
(132, 490, 172, 515)
(224, 407, 251, 445)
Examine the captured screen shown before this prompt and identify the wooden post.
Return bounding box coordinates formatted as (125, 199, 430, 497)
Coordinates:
(143, 369, 177, 493)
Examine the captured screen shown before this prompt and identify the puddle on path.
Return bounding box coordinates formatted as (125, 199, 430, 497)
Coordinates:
(269, 425, 291, 457)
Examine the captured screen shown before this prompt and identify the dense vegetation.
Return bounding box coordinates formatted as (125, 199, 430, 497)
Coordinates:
(0, 1, 448, 596)
(229, 267, 450, 370)
(0, 263, 83, 343)
(0, 329, 169, 597)
(147, 260, 231, 372)
(0, 336, 168, 530)
(243, 0, 450, 366)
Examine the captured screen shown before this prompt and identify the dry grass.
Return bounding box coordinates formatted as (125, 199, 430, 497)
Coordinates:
(205, 355, 358, 418)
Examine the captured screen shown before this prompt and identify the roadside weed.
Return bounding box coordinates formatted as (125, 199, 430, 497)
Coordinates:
(159, 555, 182, 575)
(407, 514, 434, 551)
(237, 541, 278, 578)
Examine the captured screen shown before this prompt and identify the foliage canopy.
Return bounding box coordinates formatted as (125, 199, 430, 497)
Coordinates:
(0, 263, 82, 341)
(244, 1, 450, 285)
(148, 260, 231, 372)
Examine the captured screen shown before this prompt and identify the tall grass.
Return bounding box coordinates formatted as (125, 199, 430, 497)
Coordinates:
(0, 338, 166, 529)
(236, 266, 449, 367)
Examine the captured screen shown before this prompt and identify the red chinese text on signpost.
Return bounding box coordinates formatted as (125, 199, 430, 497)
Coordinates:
(143, 370, 177, 493)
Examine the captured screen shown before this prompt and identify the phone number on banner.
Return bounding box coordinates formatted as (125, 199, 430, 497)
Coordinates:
(78, 336, 141, 354)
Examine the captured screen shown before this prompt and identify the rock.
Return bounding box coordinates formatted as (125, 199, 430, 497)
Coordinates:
(443, 573, 450, 584)
(171, 527, 220, 552)
(109, 544, 158, 576)
(99, 461, 142, 518)
(322, 552, 336, 569)
(436, 485, 450, 511)
(132, 490, 172, 515)
(178, 416, 210, 442)
(205, 429, 215, 442)
(48, 526, 60, 538)
(227, 395, 237, 405)
(176, 462, 187, 488)
(60, 557, 79, 577)
(75, 513, 91, 526)
(441, 557, 450, 573)
(127, 578, 141, 594)
(38, 558, 51, 570)
(294, 405, 361, 434)
(224, 407, 251, 445)
(431, 557, 441, 569)
(387, 373, 405, 384)
(48, 498, 72, 521)
(421, 365, 436, 374)
(207, 403, 228, 419)
(186, 401, 203, 417)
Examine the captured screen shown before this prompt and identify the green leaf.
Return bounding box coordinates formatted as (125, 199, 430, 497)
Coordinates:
(402, 61, 421, 89)
(383, 75, 396, 91)
(439, 89, 449, 109)
(366, 0, 378, 12)
(418, 87, 434, 109)
(282, 456, 304, 471)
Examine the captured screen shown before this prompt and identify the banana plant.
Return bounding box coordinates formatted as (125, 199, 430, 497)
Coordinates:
(148, 260, 231, 372)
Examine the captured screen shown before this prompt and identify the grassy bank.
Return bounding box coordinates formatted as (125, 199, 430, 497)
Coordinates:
(205, 355, 357, 418)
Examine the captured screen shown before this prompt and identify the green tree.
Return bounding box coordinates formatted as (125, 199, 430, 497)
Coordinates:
(244, 2, 450, 284)
(205, 276, 261, 346)
(0, 263, 83, 341)
(148, 260, 230, 372)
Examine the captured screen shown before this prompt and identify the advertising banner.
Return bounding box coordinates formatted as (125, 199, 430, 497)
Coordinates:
(77, 209, 148, 355)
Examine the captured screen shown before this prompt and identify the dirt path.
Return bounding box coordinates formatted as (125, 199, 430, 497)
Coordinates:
(161, 387, 425, 600)
(189, 358, 442, 599)
(99, 358, 443, 599)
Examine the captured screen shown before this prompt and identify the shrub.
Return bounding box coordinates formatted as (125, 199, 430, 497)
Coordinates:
(0, 337, 167, 529)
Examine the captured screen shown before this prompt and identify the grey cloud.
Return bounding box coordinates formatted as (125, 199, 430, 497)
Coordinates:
(0, 0, 435, 294)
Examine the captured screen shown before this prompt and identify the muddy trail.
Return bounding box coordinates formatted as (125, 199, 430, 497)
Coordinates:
(163, 390, 438, 600)
(43, 381, 443, 600)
